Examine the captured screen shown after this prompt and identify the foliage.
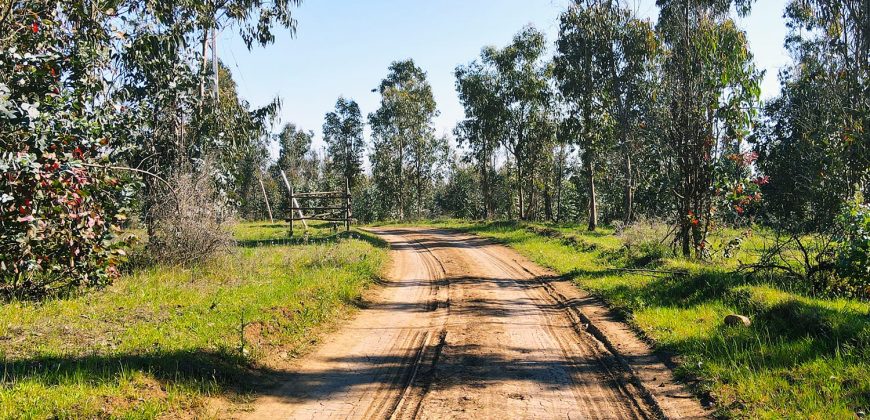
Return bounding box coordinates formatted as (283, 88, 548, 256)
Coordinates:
(753, 0, 869, 232)
(1, 0, 300, 296)
(434, 160, 482, 219)
(369, 59, 447, 220)
(833, 195, 870, 298)
(611, 218, 672, 267)
(0, 1, 135, 298)
(274, 123, 315, 184)
(323, 97, 365, 190)
(271, 122, 319, 214)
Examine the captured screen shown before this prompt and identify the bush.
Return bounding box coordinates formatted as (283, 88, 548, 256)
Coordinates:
(148, 166, 234, 265)
(833, 196, 870, 299)
(611, 218, 671, 267)
(1, 11, 134, 299)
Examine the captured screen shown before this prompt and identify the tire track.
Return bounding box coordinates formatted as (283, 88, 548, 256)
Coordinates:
(242, 229, 448, 419)
(243, 228, 707, 420)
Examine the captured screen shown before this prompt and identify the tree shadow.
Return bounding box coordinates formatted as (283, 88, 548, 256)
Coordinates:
(1, 348, 265, 393)
(235, 230, 389, 249)
(569, 259, 870, 410)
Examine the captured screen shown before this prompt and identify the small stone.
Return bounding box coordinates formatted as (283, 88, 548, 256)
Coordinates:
(724, 314, 751, 327)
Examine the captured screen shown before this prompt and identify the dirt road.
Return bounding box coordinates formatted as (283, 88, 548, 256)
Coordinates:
(245, 228, 708, 419)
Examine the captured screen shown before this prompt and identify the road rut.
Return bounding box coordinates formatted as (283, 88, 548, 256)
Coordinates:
(244, 228, 708, 419)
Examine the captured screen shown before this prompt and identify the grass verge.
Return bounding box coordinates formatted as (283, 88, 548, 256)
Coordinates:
(376, 219, 870, 419)
(0, 221, 387, 419)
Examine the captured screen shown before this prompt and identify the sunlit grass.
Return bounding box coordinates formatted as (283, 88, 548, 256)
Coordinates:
(0, 221, 387, 419)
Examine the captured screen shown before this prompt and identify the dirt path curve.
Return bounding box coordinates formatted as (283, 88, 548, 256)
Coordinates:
(244, 228, 709, 419)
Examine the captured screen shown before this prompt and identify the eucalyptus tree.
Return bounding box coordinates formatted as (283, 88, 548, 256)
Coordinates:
(369, 59, 443, 220)
(656, 0, 762, 256)
(196, 61, 277, 208)
(482, 26, 552, 220)
(754, 0, 870, 230)
(323, 97, 365, 190)
(555, 1, 658, 229)
(183, 0, 302, 103)
(275, 123, 314, 184)
(272, 123, 318, 212)
(455, 61, 504, 219)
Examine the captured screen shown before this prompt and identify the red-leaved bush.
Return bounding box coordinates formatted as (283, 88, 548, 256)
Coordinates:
(0, 4, 134, 298)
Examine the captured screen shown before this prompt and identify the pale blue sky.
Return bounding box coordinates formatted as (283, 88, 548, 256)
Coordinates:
(217, 0, 791, 153)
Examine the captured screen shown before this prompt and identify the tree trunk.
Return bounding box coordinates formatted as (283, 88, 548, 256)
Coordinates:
(517, 161, 525, 220)
(543, 182, 553, 222)
(506, 155, 514, 220)
(481, 142, 492, 219)
(584, 150, 598, 231)
(555, 143, 565, 223)
(397, 138, 404, 221)
(199, 29, 209, 102)
(624, 152, 634, 224)
(418, 140, 425, 217)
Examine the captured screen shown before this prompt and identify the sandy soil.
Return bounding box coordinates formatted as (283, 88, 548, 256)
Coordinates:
(242, 228, 709, 419)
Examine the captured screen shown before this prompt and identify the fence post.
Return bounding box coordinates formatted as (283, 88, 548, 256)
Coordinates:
(258, 174, 273, 223)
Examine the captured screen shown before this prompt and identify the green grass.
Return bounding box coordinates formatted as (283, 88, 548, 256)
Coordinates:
(0, 221, 387, 419)
(379, 219, 870, 419)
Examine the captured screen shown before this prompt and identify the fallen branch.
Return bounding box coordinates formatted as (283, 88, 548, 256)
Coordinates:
(78, 163, 174, 192)
(606, 267, 689, 276)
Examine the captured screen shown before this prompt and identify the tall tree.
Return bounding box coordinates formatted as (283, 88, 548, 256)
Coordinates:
(275, 122, 314, 185)
(369, 59, 443, 220)
(555, 1, 658, 229)
(455, 61, 504, 219)
(754, 0, 870, 231)
(481, 26, 552, 220)
(323, 97, 365, 190)
(657, 0, 761, 256)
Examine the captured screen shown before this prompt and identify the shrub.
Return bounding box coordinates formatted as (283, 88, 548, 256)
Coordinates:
(833, 196, 870, 299)
(148, 166, 234, 265)
(1, 8, 134, 299)
(611, 218, 671, 267)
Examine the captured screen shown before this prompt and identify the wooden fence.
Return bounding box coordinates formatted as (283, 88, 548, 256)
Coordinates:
(280, 170, 352, 236)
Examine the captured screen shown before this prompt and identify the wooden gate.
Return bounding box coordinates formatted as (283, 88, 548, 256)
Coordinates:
(280, 171, 352, 236)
